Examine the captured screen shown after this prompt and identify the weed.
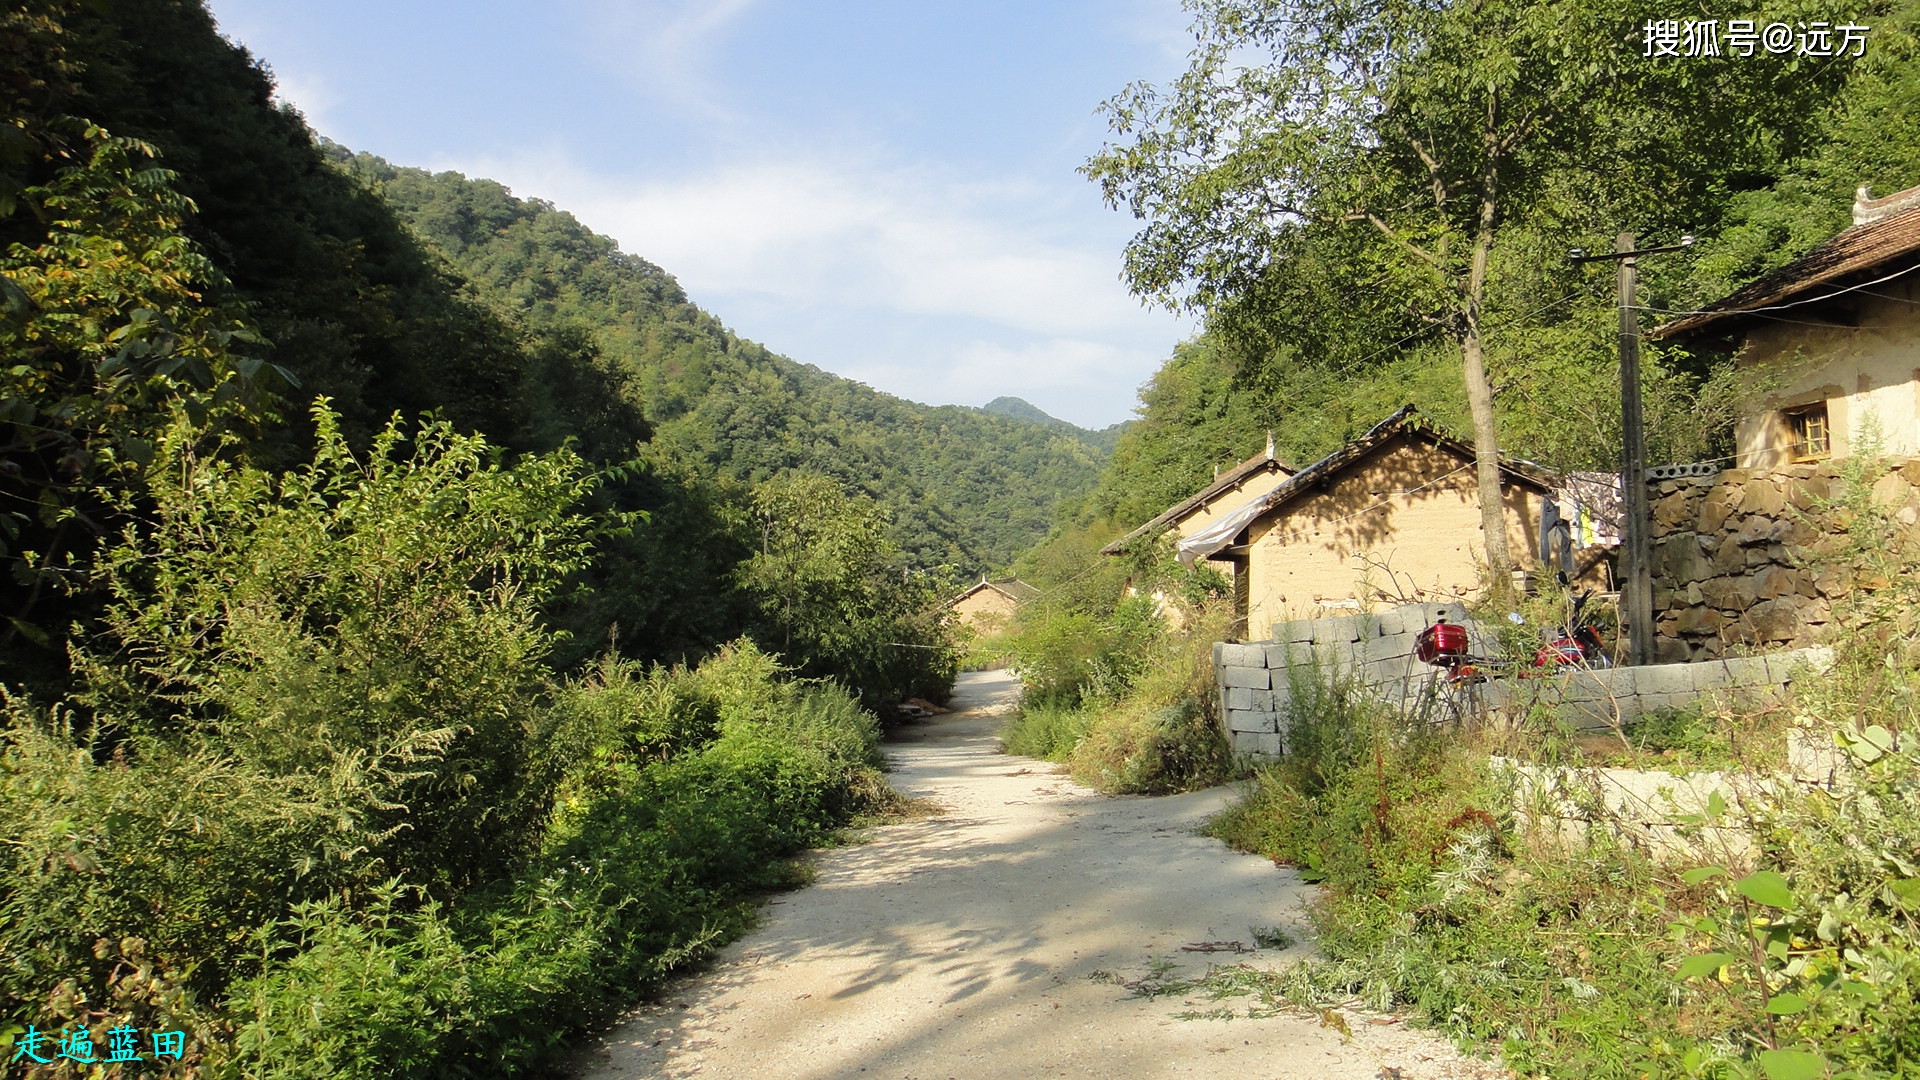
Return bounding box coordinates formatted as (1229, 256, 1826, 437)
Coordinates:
(1250, 925, 1296, 950)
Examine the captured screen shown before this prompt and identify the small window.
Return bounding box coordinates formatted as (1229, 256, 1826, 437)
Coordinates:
(1787, 404, 1830, 461)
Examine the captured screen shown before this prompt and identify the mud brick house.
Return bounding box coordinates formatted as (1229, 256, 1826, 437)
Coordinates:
(946, 577, 1039, 635)
(1172, 407, 1556, 637)
(1100, 437, 1295, 557)
(1647, 182, 1920, 660)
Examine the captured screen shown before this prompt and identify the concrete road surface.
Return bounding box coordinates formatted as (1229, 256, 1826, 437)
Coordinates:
(572, 669, 1505, 1080)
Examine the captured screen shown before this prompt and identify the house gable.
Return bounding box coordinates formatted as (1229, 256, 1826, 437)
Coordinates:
(1100, 445, 1295, 556)
(1239, 431, 1548, 630)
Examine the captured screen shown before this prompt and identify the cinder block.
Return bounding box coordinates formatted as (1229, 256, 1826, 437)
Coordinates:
(1630, 663, 1694, 697)
(1561, 697, 1621, 731)
(1311, 615, 1361, 645)
(1364, 633, 1414, 664)
(1715, 656, 1766, 687)
(1231, 731, 1284, 758)
(1265, 642, 1311, 669)
(1218, 642, 1266, 668)
(1221, 666, 1271, 689)
(1540, 673, 1591, 705)
(1596, 666, 1637, 699)
(1227, 708, 1279, 734)
(1271, 619, 1314, 645)
(1373, 608, 1408, 637)
(1224, 686, 1273, 711)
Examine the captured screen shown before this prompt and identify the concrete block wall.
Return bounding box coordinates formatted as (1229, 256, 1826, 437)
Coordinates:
(1483, 646, 1832, 731)
(1212, 601, 1469, 757)
(1496, 724, 1852, 863)
(1214, 603, 1831, 758)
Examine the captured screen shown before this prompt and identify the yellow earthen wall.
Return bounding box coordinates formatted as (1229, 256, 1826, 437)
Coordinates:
(1734, 282, 1920, 469)
(1239, 440, 1542, 634)
(1173, 466, 1294, 540)
(951, 588, 1020, 634)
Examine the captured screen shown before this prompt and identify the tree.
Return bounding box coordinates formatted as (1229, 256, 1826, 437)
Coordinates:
(737, 471, 955, 709)
(1085, 0, 1853, 581)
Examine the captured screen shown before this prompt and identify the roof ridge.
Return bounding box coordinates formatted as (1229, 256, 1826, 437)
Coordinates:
(1855, 182, 1920, 225)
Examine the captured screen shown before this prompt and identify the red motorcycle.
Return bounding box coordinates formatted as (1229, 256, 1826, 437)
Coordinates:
(1415, 594, 1609, 685)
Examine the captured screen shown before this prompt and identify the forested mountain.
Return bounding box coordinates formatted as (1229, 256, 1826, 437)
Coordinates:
(1, 0, 1118, 684)
(339, 153, 1114, 571)
(981, 395, 1125, 452)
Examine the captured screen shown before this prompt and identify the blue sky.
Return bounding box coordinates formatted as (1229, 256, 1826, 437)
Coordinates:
(203, 0, 1199, 429)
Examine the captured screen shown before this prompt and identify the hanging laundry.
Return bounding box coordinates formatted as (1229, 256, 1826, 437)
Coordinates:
(1559, 472, 1622, 548)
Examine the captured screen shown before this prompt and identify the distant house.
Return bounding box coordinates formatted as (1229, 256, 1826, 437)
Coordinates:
(1176, 407, 1559, 637)
(946, 577, 1040, 635)
(1652, 182, 1920, 466)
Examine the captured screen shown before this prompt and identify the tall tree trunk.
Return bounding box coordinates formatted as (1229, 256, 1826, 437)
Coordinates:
(1461, 193, 1513, 592)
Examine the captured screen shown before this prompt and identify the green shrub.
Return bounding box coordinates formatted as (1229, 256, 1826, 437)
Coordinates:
(736, 471, 957, 711)
(0, 408, 892, 1077)
(79, 404, 599, 895)
(1000, 600, 1234, 794)
(1068, 699, 1231, 795)
(214, 645, 884, 1079)
(1001, 702, 1093, 760)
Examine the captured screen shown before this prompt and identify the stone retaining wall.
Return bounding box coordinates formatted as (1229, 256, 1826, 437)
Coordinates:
(1649, 458, 1920, 662)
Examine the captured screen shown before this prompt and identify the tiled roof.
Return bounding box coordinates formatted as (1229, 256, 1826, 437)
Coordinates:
(1651, 194, 1920, 341)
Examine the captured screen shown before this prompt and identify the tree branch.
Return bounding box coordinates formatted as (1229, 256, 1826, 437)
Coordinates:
(1344, 210, 1442, 268)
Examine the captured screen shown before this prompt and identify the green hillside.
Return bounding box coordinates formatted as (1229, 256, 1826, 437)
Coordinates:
(341, 152, 1113, 572)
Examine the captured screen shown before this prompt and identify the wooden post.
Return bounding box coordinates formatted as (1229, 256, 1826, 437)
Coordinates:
(1616, 232, 1655, 667)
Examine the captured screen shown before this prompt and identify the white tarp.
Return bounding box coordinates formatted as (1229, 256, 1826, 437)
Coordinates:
(1175, 492, 1278, 567)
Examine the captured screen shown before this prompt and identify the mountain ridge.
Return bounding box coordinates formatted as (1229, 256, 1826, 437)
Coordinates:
(339, 149, 1114, 570)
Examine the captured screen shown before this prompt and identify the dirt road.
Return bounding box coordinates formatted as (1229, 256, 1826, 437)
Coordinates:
(575, 670, 1502, 1080)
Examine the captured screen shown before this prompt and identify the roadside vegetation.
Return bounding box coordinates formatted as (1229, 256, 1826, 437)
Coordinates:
(1, 3, 956, 1073)
(0, 407, 908, 1077)
(1184, 472, 1920, 1080)
(996, 543, 1236, 794)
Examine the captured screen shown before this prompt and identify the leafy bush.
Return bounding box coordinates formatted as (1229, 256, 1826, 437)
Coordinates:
(999, 599, 1233, 794)
(80, 404, 599, 895)
(736, 471, 957, 712)
(211, 645, 886, 1079)
(0, 405, 892, 1077)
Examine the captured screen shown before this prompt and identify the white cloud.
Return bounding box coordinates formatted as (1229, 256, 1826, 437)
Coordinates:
(566, 0, 759, 123)
(479, 152, 1164, 335)
(433, 145, 1191, 427)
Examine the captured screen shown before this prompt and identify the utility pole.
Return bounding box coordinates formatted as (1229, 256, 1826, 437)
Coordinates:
(1570, 232, 1692, 667)
(1615, 233, 1654, 667)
